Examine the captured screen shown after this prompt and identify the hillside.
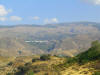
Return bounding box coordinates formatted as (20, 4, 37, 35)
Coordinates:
(59, 40, 100, 75)
(0, 55, 66, 75)
(0, 22, 100, 56)
(0, 41, 100, 75)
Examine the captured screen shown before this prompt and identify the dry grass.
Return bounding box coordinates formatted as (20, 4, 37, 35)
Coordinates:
(61, 62, 95, 75)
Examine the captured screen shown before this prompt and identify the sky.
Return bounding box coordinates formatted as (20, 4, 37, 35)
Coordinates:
(0, 0, 100, 25)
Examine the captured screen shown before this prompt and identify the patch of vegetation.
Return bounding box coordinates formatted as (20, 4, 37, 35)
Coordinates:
(7, 73, 14, 75)
(27, 70, 34, 75)
(7, 62, 13, 66)
(40, 54, 51, 61)
(77, 40, 100, 64)
(93, 71, 100, 75)
(15, 66, 29, 75)
(70, 41, 100, 64)
(25, 62, 31, 66)
(32, 58, 39, 62)
(57, 40, 100, 69)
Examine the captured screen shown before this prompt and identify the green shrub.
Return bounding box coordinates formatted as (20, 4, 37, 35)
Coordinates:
(93, 71, 100, 75)
(7, 73, 13, 75)
(32, 59, 36, 62)
(7, 62, 13, 66)
(27, 70, 34, 75)
(25, 62, 31, 66)
(67, 57, 78, 64)
(44, 73, 48, 75)
(40, 54, 50, 61)
(15, 66, 29, 75)
(32, 58, 39, 62)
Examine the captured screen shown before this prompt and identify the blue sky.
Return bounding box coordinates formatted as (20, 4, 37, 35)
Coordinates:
(0, 0, 100, 25)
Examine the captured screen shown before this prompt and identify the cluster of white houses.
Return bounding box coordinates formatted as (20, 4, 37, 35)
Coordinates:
(25, 40, 49, 43)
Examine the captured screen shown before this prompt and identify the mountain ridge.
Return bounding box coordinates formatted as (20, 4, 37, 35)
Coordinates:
(0, 22, 100, 56)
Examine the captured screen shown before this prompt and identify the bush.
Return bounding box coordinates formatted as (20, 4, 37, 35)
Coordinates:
(27, 70, 34, 75)
(67, 57, 78, 64)
(7, 62, 13, 66)
(40, 54, 50, 61)
(93, 71, 100, 75)
(17, 66, 29, 72)
(7, 73, 13, 75)
(32, 58, 39, 62)
(25, 62, 31, 66)
(32, 59, 36, 62)
(15, 66, 29, 75)
(44, 73, 48, 75)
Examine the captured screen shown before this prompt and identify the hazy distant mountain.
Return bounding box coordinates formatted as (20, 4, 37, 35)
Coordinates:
(0, 22, 100, 56)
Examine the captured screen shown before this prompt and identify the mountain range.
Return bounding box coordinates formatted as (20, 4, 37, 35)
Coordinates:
(0, 22, 100, 56)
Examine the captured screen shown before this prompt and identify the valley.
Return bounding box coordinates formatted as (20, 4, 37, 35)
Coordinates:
(0, 22, 100, 56)
(0, 0, 100, 75)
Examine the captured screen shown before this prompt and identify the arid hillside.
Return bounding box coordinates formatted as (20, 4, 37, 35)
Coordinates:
(0, 22, 100, 56)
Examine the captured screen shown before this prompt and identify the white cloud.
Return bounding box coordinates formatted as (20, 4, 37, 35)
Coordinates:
(0, 5, 8, 16)
(94, 0, 100, 4)
(0, 5, 23, 22)
(32, 16, 40, 20)
(10, 16, 22, 21)
(51, 18, 58, 23)
(44, 19, 49, 24)
(0, 17, 7, 21)
(44, 18, 58, 24)
(82, 0, 100, 5)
